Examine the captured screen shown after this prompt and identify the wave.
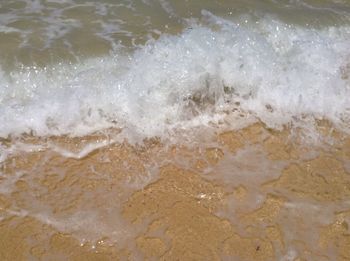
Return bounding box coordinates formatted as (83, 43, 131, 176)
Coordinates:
(0, 11, 349, 140)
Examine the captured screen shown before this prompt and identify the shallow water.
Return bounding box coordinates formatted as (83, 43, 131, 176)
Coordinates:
(0, 0, 350, 260)
(1, 122, 350, 260)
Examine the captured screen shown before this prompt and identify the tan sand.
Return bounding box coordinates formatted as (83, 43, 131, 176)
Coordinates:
(0, 121, 350, 260)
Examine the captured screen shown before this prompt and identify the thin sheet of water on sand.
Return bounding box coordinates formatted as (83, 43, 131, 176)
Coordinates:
(1, 121, 350, 260)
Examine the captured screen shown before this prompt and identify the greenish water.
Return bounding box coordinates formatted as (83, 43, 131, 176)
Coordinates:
(0, 0, 349, 68)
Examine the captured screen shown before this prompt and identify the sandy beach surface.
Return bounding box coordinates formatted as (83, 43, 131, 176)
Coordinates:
(1, 121, 350, 260)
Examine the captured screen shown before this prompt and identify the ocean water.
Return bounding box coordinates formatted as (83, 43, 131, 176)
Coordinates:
(0, 0, 349, 143)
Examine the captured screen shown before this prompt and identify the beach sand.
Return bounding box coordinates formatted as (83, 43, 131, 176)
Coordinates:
(1, 121, 350, 260)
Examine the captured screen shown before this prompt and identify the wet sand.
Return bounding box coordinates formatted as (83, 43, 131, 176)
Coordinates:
(1, 122, 350, 260)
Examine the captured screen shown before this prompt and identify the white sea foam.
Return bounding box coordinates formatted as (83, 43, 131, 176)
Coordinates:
(0, 12, 349, 140)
